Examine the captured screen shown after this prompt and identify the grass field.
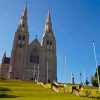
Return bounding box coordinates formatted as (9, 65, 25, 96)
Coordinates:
(0, 80, 97, 100)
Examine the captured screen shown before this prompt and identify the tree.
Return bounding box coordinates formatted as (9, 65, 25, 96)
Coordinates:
(85, 78, 89, 86)
(91, 65, 100, 87)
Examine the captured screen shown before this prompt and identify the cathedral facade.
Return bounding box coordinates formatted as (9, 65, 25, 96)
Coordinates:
(0, 6, 57, 83)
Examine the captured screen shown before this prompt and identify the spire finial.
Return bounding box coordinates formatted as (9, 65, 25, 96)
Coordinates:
(17, 4, 28, 32)
(46, 9, 51, 24)
(35, 35, 37, 38)
(4, 50, 6, 56)
(25, 0, 27, 9)
(48, 9, 50, 16)
(23, 4, 27, 17)
(26, 0, 27, 6)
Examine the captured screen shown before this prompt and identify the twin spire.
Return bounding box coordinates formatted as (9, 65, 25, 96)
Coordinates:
(43, 10, 55, 38)
(44, 10, 53, 34)
(17, 6, 28, 32)
(17, 6, 54, 38)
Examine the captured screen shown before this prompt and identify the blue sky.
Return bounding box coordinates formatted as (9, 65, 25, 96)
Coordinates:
(0, 0, 100, 83)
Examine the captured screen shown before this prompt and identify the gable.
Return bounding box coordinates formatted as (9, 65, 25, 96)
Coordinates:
(29, 38, 41, 48)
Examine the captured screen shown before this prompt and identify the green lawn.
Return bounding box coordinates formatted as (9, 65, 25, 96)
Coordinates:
(0, 80, 96, 100)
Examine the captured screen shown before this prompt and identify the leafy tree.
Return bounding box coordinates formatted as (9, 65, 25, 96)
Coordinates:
(91, 65, 100, 87)
(85, 78, 89, 86)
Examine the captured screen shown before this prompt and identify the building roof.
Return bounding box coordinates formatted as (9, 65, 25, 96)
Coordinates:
(4, 57, 10, 64)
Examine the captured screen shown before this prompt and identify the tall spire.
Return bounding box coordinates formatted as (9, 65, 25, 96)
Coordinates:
(46, 10, 52, 26)
(17, 5, 28, 32)
(3, 51, 6, 58)
(2, 51, 6, 63)
(43, 10, 54, 38)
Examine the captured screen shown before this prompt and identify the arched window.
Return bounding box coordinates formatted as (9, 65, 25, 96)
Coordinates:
(22, 36, 25, 41)
(30, 55, 35, 63)
(50, 41, 52, 46)
(19, 35, 21, 40)
(47, 40, 49, 45)
(35, 56, 39, 64)
(30, 55, 39, 64)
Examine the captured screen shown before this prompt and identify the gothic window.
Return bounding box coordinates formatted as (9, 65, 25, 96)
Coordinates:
(47, 40, 49, 45)
(30, 55, 39, 64)
(30, 55, 35, 63)
(22, 36, 25, 41)
(35, 56, 39, 64)
(19, 35, 21, 40)
(50, 41, 52, 46)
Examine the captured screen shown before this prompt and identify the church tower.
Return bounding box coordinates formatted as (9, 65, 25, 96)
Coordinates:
(42, 10, 57, 82)
(10, 6, 29, 79)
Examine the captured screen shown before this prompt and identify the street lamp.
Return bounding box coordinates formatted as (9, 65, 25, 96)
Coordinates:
(47, 62, 48, 83)
(93, 41, 100, 93)
(65, 54, 67, 84)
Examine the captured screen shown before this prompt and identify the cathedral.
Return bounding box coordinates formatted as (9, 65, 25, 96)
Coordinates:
(0, 6, 57, 83)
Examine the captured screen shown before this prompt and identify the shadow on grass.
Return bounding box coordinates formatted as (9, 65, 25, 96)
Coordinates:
(0, 87, 19, 98)
(0, 87, 11, 91)
(0, 94, 19, 98)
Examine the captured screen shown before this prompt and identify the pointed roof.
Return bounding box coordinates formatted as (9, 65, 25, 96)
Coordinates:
(2, 51, 10, 64)
(29, 37, 41, 47)
(2, 51, 6, 59)
(22, 5, 27, 18)
(46, 10, 52, 26)
(43, 10, 55, 38)
(17, 6, 28, 32)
